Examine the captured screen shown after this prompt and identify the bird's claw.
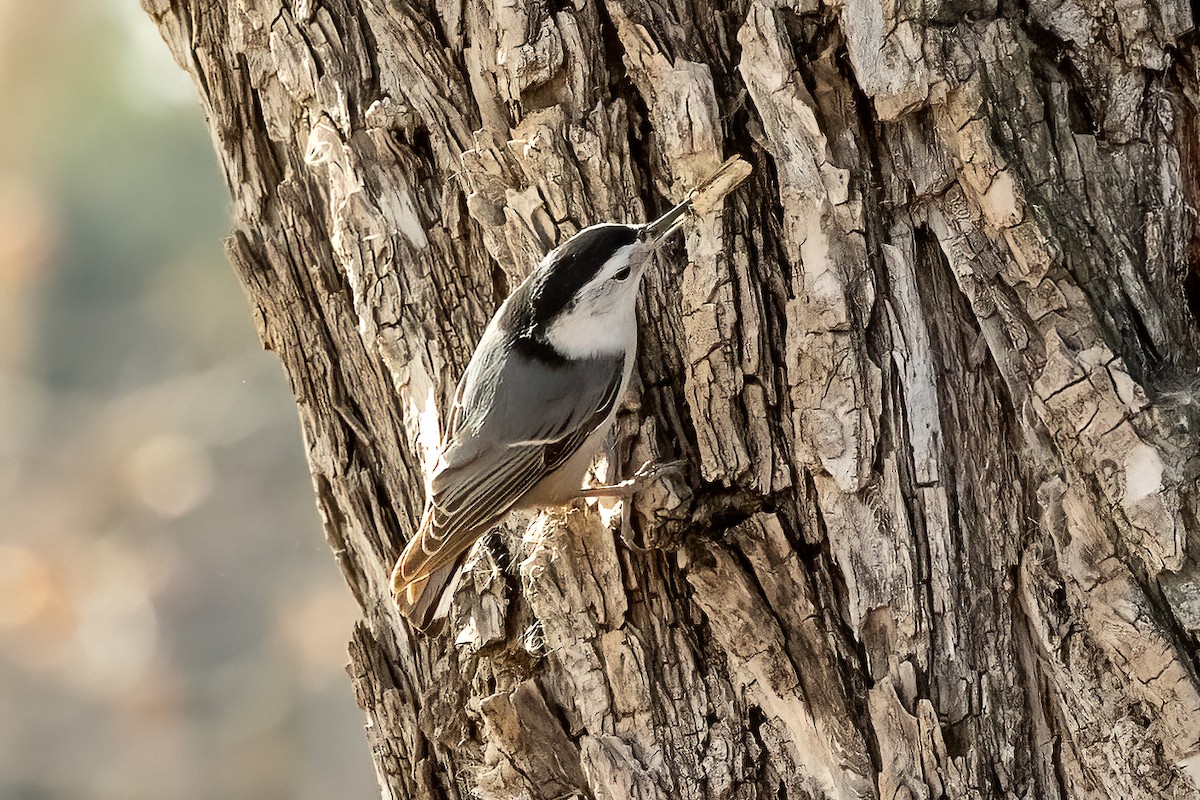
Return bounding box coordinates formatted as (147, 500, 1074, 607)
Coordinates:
(579, 458, 687, 499)
(579, 458, 687, 552)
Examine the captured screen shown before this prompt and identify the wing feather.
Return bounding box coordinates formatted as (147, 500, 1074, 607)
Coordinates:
(392, 349, 625, 593)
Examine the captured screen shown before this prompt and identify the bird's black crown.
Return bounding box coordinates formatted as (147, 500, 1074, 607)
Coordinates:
(498, 224, 638, 363)
(527, 224, 638, 324)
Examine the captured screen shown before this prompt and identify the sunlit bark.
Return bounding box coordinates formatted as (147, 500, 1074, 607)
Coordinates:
(147, 0, 1200, 796)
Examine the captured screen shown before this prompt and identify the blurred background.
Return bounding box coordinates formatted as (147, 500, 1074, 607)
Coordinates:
(0, 2, 375, 798)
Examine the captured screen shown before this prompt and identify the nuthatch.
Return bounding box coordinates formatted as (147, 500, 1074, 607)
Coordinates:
(391, 159, 749, 631)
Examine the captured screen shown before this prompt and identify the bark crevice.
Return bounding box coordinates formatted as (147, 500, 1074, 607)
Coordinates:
(146, 0, 1200, 796)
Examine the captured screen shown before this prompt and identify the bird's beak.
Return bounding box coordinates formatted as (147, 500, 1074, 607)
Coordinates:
(639, 195, 693, 245)
(637, 156, 751, 248)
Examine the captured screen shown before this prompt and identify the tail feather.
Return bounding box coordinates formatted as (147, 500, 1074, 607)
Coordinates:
(391, 555, 466, 633)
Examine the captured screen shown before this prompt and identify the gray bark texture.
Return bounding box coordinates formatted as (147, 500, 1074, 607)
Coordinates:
(145, 0, 1200, 797)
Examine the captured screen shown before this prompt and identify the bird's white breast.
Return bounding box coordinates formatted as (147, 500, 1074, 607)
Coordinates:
(544, 301, 638, 359)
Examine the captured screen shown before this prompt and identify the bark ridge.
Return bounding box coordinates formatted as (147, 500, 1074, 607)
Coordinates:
(144, 0, 1200, 796)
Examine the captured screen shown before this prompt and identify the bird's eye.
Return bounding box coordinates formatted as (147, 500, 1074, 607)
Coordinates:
(613, 266, 632, 281)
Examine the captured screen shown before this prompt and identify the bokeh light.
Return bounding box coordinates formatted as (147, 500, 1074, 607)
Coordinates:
(0, 2, 374, 798)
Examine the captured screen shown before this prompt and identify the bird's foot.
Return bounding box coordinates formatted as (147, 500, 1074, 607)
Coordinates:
(578, 458, 687, 499)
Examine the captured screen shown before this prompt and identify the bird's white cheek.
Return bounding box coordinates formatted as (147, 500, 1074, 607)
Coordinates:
(545, 301, 637, 358)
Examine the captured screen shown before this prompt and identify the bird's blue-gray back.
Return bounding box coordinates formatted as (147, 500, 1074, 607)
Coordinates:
(426, 325, 624, 535)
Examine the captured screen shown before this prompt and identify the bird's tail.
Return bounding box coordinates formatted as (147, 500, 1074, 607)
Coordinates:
(391, 554, 466, 633)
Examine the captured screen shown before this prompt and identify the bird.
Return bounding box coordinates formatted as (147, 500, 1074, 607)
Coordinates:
(390, 157, 751, 631)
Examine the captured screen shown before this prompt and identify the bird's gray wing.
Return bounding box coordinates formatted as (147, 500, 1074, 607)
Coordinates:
(392, 344, 624, 591)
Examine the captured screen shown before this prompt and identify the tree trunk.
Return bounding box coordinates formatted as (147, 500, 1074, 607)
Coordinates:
(145, 0, 1200, 796)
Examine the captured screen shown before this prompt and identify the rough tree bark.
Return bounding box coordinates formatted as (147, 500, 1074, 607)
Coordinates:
(145, 0, 1200, 797)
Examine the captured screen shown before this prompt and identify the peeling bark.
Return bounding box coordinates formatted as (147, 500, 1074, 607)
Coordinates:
(146, 0, 1200, 796)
